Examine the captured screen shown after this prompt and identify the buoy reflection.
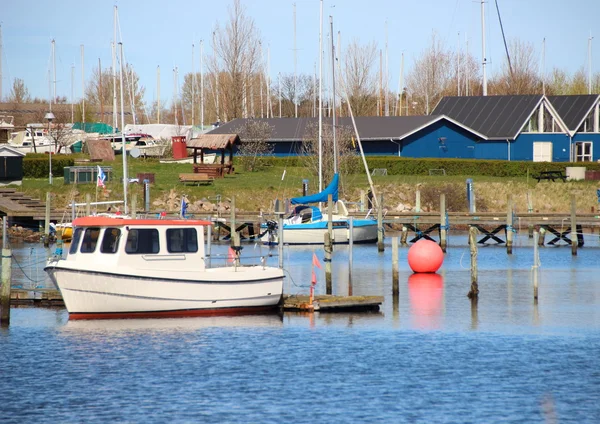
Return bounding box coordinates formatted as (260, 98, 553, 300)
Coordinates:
(408, 273, 444, 330)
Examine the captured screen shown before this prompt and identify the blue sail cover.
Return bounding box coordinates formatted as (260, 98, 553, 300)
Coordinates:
(291, 173, 339, 205)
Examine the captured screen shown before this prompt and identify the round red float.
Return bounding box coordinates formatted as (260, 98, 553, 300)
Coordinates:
(407, 239, 444, 273)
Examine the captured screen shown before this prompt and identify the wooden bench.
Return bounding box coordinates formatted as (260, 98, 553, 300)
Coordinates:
(535, 170, 566, 182)
(179, 173, 215, 186)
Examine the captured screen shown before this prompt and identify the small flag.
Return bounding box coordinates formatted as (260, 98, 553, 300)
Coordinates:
(180, 196, 188, 218)
(311, 269, 317, 285)
(96, 166, 106, 188)
(312, 253, 322, 269)
(227, 247, 237, 264)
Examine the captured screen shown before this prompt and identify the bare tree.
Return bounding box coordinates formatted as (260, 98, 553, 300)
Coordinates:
(276, 73, 315, 117)
(342, 39, 378, 116)
(489, 39, 541, 95)
(8, 78, 31, 103)
(546, 68, 570, 95)
(209, 0, 262, 122)
(235, 120, 274, 171)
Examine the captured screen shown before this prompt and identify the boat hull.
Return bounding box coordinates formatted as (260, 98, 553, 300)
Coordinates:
(261, 219, 378, 245)
(45, 265, 284, 319)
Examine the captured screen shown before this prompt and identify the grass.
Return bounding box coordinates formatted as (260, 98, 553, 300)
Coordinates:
(15, 156, 600, 215)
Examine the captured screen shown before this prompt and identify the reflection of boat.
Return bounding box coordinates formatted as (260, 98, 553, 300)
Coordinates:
(260, 174, 378, 245)
(44, 216, 284, 320)
(408, 273, 444, 330)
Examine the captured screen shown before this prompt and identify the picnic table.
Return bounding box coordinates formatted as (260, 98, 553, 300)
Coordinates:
(536, 170, 566, 182)
(179, 173, 215, 186)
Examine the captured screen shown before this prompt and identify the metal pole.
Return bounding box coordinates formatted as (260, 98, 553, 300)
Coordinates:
(119, 43, 129, 215)
(1, 217, 12, 325)
(44, 192, 51, 247)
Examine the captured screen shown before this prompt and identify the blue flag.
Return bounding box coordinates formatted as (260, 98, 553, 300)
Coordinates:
(97, 166, 106, 187)
(180, 197, 188, 218)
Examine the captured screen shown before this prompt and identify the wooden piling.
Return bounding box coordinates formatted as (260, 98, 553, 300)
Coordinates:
(230, 196, 237, 247)
(360, 190, 366, 213)
(44, 192, 51, 247)
(527, 190, 534, 238)
(277, 212, 284, 269)
(206, 224, 212, 268)
(506, 194, 513, 255)
(327, 194, 333, 243)
(533, 230, 539, 300)
(377, 194, 384, 252)
(1, 217, 11, 325)
(415, 190, 421, 213)
(440, 193, 447, 252)
(538, 227, 546, 246)
(392, 236, 399, 296)
(324, 232, 332, 295)
(85, 193, 91, 216)
(131, 193, 137, 219)
(348, 217, 354, 296)
(571, 195, 577, 256)
(401, 226, 408, 245)
(467, 226, 479, 299)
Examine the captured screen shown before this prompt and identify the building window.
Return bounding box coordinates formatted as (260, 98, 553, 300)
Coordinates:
(166, 228, 198, 253)
(80, 227, 101, 253)
(101, 228, 121, 254)
(125, 229, 160, 254)
(575, 141, 593, 162)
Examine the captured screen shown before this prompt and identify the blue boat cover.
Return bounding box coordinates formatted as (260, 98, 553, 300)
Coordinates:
(291, 174, 339, 205)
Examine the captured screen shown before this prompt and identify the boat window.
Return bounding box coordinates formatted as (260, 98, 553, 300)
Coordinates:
(80, 227, 101, 253)
(100, 228, 121, 254)
(69, 228, 83, 254)
(166, 228, 198, 253)
(125, 228, 160, 254)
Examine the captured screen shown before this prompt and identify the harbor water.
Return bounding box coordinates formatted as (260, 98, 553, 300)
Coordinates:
(1, 232, 600, 423)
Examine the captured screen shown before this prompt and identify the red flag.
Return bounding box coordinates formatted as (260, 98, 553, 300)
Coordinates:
(311, 269, 317, 285)
(312, 253, 322, 269)
(227, 247, 236, 264)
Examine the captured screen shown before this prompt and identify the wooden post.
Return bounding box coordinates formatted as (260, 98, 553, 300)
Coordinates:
(131, 193, 137, 219)
(324, 232, 332, 295)
(467, 226, 479, 299)
(506, 194, 513, 255)
(277, 212, 284, 269)
(85, 193, 91, 216)
(230, 195, 236, 248)
(44, 192, 51, 247)
(440, 193, 447, 252)
(401, 225, 408, 245)
(415, 190, 421, 212)
(360, 190, 366, 213)
(1, 217, 11, 325)
(327, 194, 333, 244)
(527, 189, 534, 238)
(377, 194, 384, 252)
(533, 230, 539, 300)
(538, 227, 546, 246)
(392, 236, 399, 296)
(348, 217, 353, 296)
(571, 194, 577, 256)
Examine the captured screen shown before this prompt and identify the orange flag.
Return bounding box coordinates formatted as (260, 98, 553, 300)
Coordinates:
(312, 253, 322, 269)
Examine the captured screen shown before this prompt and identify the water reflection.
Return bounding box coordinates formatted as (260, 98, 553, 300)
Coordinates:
(408, 273, 443, 330)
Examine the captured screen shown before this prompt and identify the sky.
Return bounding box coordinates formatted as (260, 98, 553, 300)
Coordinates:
(1, 0, 599, 108)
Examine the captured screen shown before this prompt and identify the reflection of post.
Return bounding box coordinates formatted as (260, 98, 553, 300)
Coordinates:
(506, 194, 513, 254)
(392, 236, 399, 295)
(348, 217, 353, 295)
(468, 226, 479, 299)
(533, 231, 539, 300)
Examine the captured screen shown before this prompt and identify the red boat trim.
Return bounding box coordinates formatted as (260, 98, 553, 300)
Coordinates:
(72, 216, 212, 227)
(68, 305, 280, 320)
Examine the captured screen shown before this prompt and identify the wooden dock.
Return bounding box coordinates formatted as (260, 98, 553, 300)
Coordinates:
(0, 188, 65, 222)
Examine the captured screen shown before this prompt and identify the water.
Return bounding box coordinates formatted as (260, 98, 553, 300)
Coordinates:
(2, 232, 600, 423)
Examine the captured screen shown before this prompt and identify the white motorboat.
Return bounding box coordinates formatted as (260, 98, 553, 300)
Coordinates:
(45, 216, 284, 319)
(260, 174, 378, 245)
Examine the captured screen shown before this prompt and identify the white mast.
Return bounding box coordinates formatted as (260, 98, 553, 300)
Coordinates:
(279, 72, 282, 117)
(267, 45, 272, 118)
(397, 52, 404, 116)
(337, 31, 342, 116)
(113, 6, 118, 131)
(457, 32, 461, 96)
(466, 35, 470, 96)
(0, 24, 3, 101)
(157, 65, 160, 124)
(481, 0, 487, 96)
(52, 39, 56, 104)
(71, 64, 75, 123)
(540, 38, 546, 95)
(318, 0, 323, 191)
(81, 45, 85, 124)
(588, 34, 593, 95)
(294, 2, 298, 118)
(192, 43, 195, 126)
(330, 15, 337, 174)
(313, 62, 316, 118)
(384, 20, 389, 116)
(119, 43, 128, 215)
(200, 39, 204, 128)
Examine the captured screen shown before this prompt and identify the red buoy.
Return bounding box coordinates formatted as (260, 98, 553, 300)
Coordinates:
(408, 273, 444, 329)
(407, 239, 444, 273)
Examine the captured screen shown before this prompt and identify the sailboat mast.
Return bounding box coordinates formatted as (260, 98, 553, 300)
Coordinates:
(0, 24, 3, 101)
(113, 6, 118, 130)
(52, 39, 56, 104)
(157, 65, 160, 124)
(71, 64, 75, 123)
(81, 45, 85, 125)
(330, 16, 337, 174)
(397, 52, 404, 116)
(588, 34, 593, 95)
(192, 43, 195, 126)
(294, 2, 298, 118)
(318, 0, 323, 192)
(481, 0, 487, 96)
(200, 40, 204, 128)
(119, 42, 128, 215)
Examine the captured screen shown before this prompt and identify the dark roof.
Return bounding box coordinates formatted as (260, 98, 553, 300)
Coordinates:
(547, 95, 599, 132)
(432, 95, 543, 140)
(207, 116, 485, 141)
(187, 134, 239, 149)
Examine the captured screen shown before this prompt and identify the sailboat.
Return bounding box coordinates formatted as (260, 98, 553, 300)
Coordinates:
(260, 174, 377, 245)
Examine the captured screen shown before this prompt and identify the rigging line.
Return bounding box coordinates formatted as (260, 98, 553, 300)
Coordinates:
(495, 0, 513, 79)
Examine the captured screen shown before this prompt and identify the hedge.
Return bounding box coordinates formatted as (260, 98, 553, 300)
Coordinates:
(23, 154, 75, 178)
(263, 156, 600, 177)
